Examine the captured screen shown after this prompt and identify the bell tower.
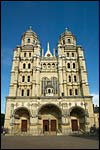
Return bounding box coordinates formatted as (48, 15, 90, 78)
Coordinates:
(9, 26, 41, 97)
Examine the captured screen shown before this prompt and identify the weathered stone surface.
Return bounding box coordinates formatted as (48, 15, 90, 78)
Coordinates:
(4, 27, 95, 136)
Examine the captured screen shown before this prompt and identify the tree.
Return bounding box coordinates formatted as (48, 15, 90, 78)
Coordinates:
(1, 113, 5, 127)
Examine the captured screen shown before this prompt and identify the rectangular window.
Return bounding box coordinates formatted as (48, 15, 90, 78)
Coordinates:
(24, 53, 26, 57)
(63, 40, 65, 44)
(69, 76, 71, 82)
(27, 90, 30, 96)
(70, 89, 72, 95)
(22, 76, 25, 82)
(72, 53, 74, 57)
(29, 53, 31, 57)
(68, 63, 70, 68)
(28, 76, 30, 82)
(28, 39, 30, 43)
(73, 63, 75, 69)
(74, 76, 77, 82)
(75, 89, 78, 95)
(22, 90, 24, 96)
(67, 53, 69, 57)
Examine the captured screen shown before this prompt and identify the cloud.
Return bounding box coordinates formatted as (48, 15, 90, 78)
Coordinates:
(90, 93, 99, 106)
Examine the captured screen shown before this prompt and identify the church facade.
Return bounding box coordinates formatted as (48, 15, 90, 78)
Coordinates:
(4, 27, 95, 135)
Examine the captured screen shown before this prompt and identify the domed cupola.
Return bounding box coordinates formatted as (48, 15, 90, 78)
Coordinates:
(21, 26, 40, 46)
(58, 28, 76, 49)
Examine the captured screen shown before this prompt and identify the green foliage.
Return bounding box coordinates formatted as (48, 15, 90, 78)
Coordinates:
(1, 113, 5, 127)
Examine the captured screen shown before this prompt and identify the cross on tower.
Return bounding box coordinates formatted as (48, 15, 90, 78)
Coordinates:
(29, 26, 32, 30)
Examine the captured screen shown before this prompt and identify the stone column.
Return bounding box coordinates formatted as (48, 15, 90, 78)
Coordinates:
(61, 104, 71, 135)
(62, 58, 67, 96)
(77, 46, 89, 96)
(58, 56, 64, 96)
(36, 56, 40, 96)
(30, 103, 39, 135)
(32, 56, 36, 96)
(84, 110, 90, 132)
(10, 104, 15, 135)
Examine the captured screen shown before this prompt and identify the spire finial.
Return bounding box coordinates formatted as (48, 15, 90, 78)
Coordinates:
(53, 48, 55, 56)
(45, 42, 52, 57)
(42, 48, 44, 57)
(29, 26, 32, 30)
(47, 42, 50, 51)
(65, 27, 68, 32)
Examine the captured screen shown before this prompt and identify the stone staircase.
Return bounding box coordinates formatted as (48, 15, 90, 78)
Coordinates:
(13, 128, 32, 136)
(70, 129, 88, 136)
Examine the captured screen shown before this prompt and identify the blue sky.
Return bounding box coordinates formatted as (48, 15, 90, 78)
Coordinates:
(1, 1, 99, 113)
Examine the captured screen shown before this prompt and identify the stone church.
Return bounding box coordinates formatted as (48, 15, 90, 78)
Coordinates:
(4, 27, 95, 136)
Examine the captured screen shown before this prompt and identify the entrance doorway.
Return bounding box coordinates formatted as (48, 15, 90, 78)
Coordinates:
(43, 120, 49, 132)
(43, 120, 57, 135)
(51, 120, 56, 131)
(21, 120, 27, 132)
(71, 120, 78, 131)
(70, 106, 85, 132)
(38, 104, 62, 135)
(14, 108, 30, 134)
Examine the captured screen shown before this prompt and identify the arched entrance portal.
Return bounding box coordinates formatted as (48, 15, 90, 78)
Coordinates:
(14, 107, 30, 134)
(70, 106, 85, 132)
(38, 104, 62, 135)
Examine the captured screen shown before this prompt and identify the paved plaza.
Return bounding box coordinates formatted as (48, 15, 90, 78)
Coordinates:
(1, 134, 99, 149)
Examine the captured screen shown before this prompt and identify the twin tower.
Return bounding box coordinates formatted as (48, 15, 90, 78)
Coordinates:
(4, 27, 94, 136)
(9, 26, 90, 97)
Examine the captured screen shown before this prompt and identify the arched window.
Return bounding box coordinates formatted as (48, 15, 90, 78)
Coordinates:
(21, 90, 24, 96)
(23, 63, 26, 69)
(27, 89, 30, 96)
(27, 39, 30, 43)
(22, 76, 25, 82)
(52, 63, 55, 68)
(48, 63, 51, 68)
(41, 77, 49, 95)
(68, 63, 70, 68)
(68, 39, 71, 43)
(74, 75, 77, 82)
(43, 63, 46, 68)
(51, 77, 58, 94)
(73, 63, 75, 69)
(75, 89, 78, 95)
(48, 89, 51, 94)
(28, 63, 31, 69)
(24, 53, 26, 57)
(27, 76, 30, 82)
(69, 75, 71, 82)
(69, 89, 72, 95)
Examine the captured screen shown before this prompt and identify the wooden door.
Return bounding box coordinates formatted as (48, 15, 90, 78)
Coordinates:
(21, 120, 27, 132)
(71, 120, 78, 131)
(43, 120, 49, 132)
(51, 120, 56, 131)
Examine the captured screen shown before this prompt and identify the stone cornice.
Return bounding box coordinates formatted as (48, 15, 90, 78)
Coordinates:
(6, 96, 93, 100)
